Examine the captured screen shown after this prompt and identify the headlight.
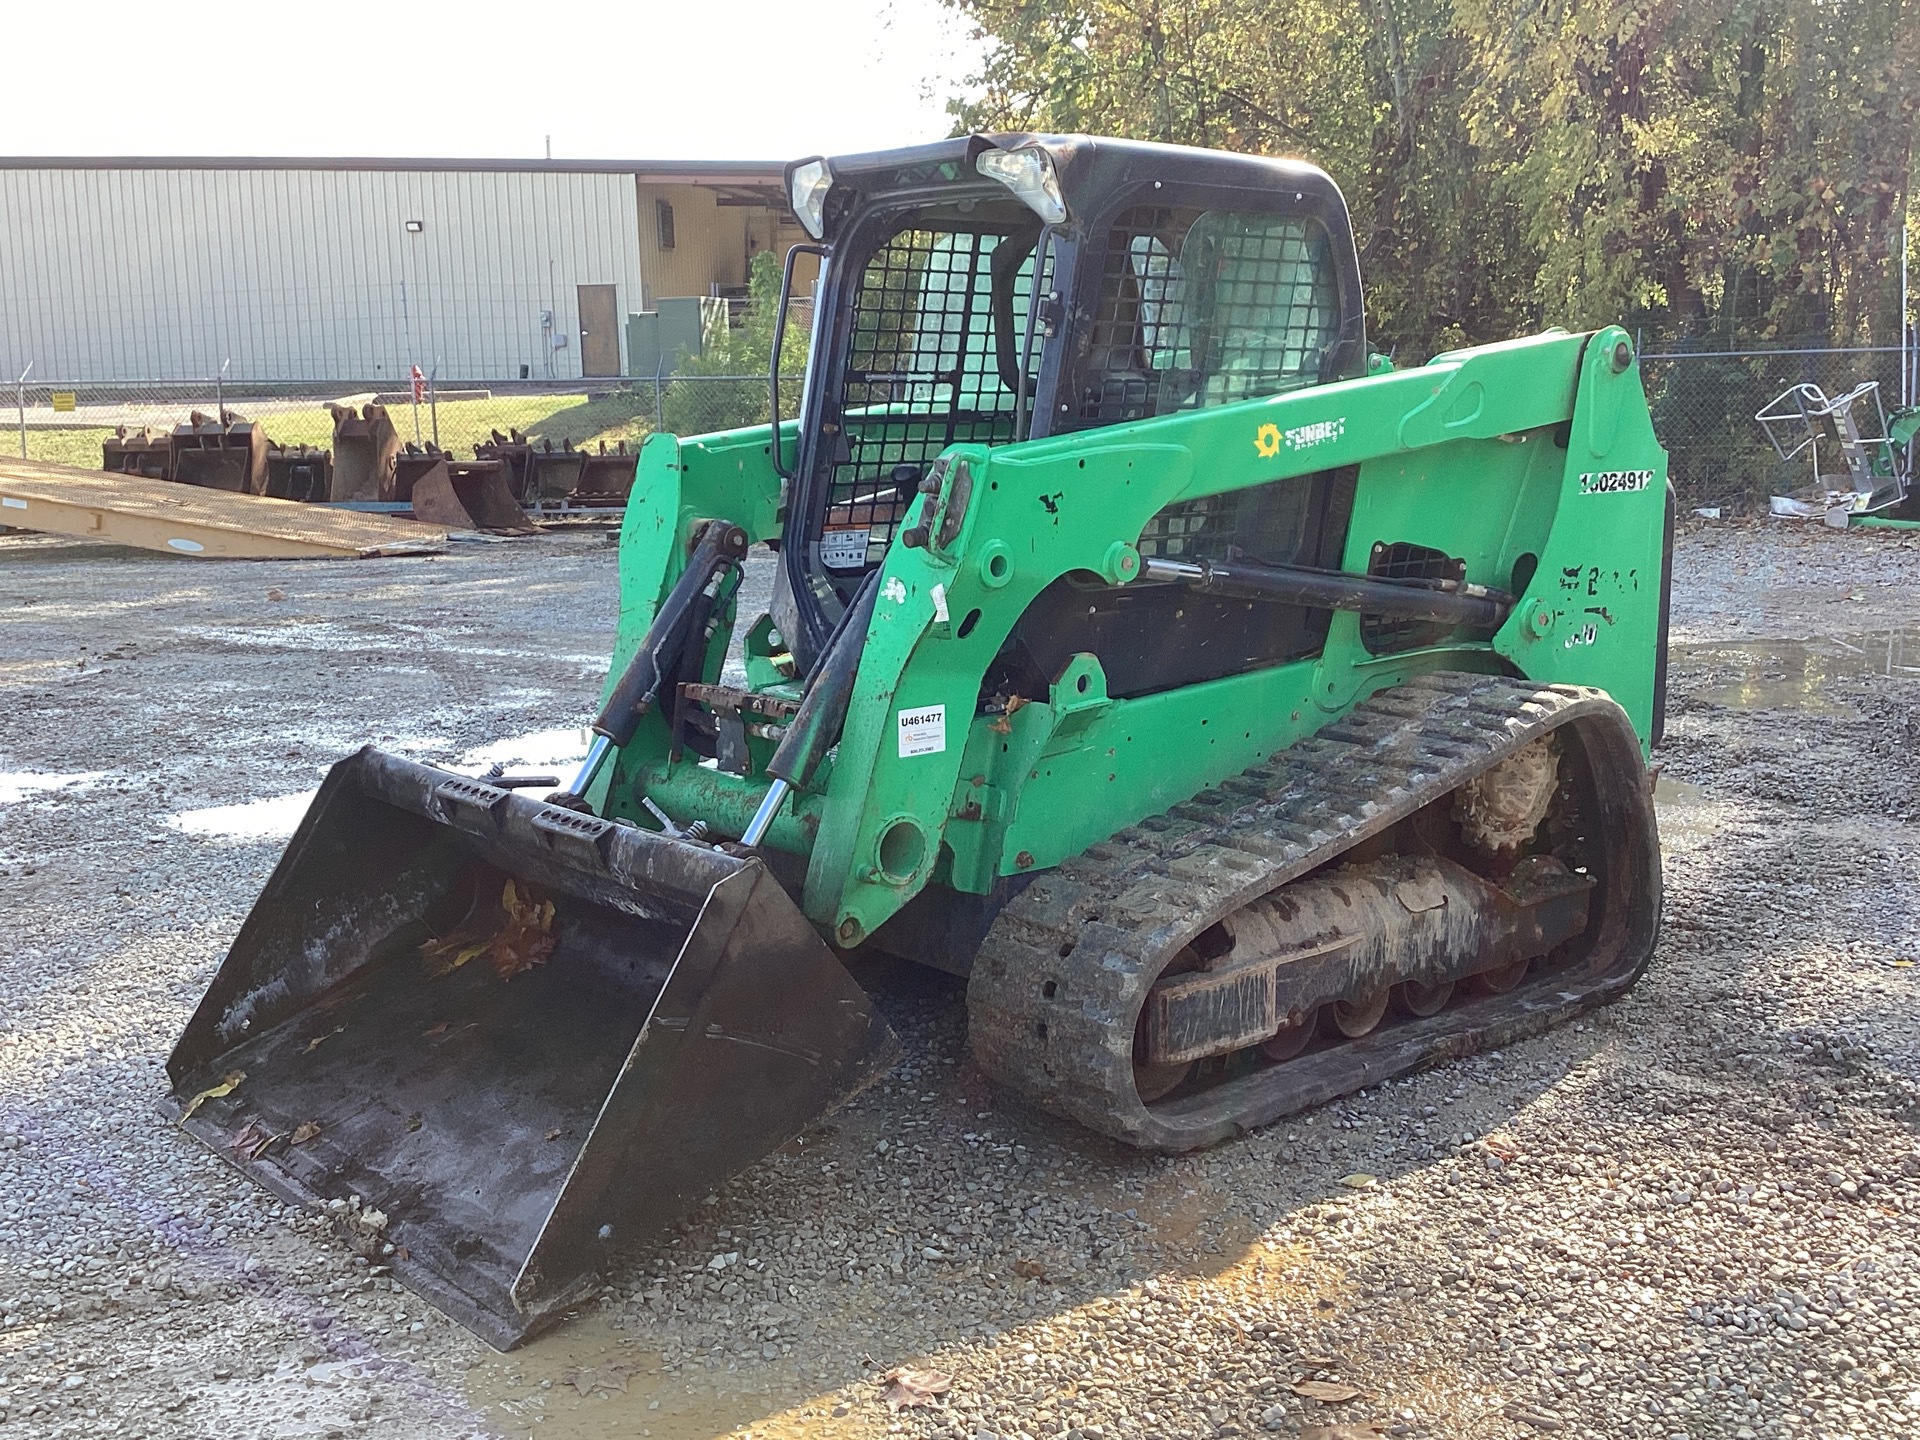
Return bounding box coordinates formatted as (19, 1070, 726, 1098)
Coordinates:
(788, 158, 834, 240)
(975, 146, 1068, 225)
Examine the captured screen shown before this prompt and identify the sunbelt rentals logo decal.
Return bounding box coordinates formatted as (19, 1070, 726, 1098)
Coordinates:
(1578, 469, 1653, 496)
(1255, 417, 1346, 459)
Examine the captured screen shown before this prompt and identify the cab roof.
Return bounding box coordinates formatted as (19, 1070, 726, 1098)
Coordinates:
(790, 133, 1347, 242)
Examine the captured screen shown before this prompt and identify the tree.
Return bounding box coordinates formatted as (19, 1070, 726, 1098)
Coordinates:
(943, 0, 1920, 355)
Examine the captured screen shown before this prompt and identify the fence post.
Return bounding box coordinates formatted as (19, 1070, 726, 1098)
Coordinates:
(1903, 220, 1913, 411)
(653, 361, 665, 433)
(15, 362, 31, 459)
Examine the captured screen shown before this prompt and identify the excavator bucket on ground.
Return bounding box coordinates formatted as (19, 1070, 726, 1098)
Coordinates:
(171, 413, 269, 492)
(326, 402, 401, 503)
(103, 426, 176, 479)
(403, 455, 536, 532)
(572, 441, 639, 505)
(162, 747, 898, 1349)
(264, 445, 333, 502)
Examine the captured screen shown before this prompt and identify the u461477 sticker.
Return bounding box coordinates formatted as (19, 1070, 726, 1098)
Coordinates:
(1578, 469, 1653, 496)
(898, 705, 946, 758)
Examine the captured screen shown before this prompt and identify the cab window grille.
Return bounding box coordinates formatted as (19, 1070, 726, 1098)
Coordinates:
(817, 223, 1046, 573)
(1076, 205, 1340, 428)
(1361, 541, 1465, 654)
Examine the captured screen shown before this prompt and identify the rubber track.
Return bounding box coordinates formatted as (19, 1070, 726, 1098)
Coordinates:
(967, 672, 1660, 1151)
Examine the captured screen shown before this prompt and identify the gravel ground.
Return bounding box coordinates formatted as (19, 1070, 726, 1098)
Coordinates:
(2, 519, 1919, 1440)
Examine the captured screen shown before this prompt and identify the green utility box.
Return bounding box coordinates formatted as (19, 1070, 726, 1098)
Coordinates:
(627, 296, 728, 379)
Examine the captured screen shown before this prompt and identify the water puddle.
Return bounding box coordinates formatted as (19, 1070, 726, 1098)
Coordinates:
(168, 789, 319, 840)
(1674, 627, 1920, 715)
(464, 1314, 848, 1440)
(457, 726, 592, 774)
(1653, 773, 1729, 858)
(161, 728, 595, 842)
(0, 770, 103, 805)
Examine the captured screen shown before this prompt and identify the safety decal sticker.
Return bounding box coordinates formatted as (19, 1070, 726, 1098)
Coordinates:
(820, 527, 870, 568)
(898, 704, 946, 758)
(1577, 470, 1653, 496)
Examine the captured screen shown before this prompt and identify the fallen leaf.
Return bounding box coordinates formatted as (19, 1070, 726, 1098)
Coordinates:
(302, 1026, 346, 1054)
(266, 587, 288, 601)
(419, 933, 492, 978)
(182, 1070, 246, 1122)
(422, 1021, 450, 1037)
(1481, 1133, 1522, 1162)
(290, 1121, 322, 1145)
(421, 881, 558, 982)
(1292, 1379, 1363, 1403)
(1013, 1258, 1047, 1279)
(231, 1122, 284, 1159)
(544, 1127, 562, 1141)
(1336, 1173, 1377, 1190)
(880, 1367, 952, 1410)
(492, 882, 558, 980)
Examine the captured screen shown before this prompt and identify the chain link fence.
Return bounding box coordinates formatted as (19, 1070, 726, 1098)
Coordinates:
(6, 374, 800, 470)
(14, 346, 1916, 517)
(1640, 344, 1918, 511)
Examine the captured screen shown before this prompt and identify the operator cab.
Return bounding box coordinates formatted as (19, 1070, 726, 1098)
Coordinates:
(770, 134, 1368, 672)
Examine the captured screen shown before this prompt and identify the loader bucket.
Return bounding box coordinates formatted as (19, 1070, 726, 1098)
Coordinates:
(161, 749, 898, 1350)
(407, 457, 536, 533)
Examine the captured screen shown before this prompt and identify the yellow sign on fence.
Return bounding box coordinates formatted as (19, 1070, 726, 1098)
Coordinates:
(50, 392, 75, 413)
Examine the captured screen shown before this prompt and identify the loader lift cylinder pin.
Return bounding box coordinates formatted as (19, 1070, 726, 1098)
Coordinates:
(552, 520, 749, 807)
(742, 568, 884, 848)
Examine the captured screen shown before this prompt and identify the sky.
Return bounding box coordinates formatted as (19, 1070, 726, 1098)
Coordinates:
(6, 0, 987, 161)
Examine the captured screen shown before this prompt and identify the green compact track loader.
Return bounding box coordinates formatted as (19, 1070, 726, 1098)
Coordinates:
(165, 135, 1670, 1348)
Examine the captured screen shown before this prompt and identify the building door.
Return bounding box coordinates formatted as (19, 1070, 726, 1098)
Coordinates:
(577, 285, 620, 376)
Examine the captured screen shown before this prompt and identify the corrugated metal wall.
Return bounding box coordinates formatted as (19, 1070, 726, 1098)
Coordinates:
(0, 167, 650, 382)
(636, 184, 751, 309)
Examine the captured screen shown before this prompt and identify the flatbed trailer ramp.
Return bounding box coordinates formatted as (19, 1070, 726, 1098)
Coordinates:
(0, 460, 447, 559)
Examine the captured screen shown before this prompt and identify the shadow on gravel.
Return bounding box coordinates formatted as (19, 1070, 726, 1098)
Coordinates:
(456, 949, 1604, 1439)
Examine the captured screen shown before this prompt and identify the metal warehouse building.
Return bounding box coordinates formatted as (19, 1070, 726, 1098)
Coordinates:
(0, 156, 798, 384)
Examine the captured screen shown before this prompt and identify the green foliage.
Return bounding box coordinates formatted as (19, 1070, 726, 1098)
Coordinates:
(945, 0, 1920, 355)
(661, 251, 810, 437)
